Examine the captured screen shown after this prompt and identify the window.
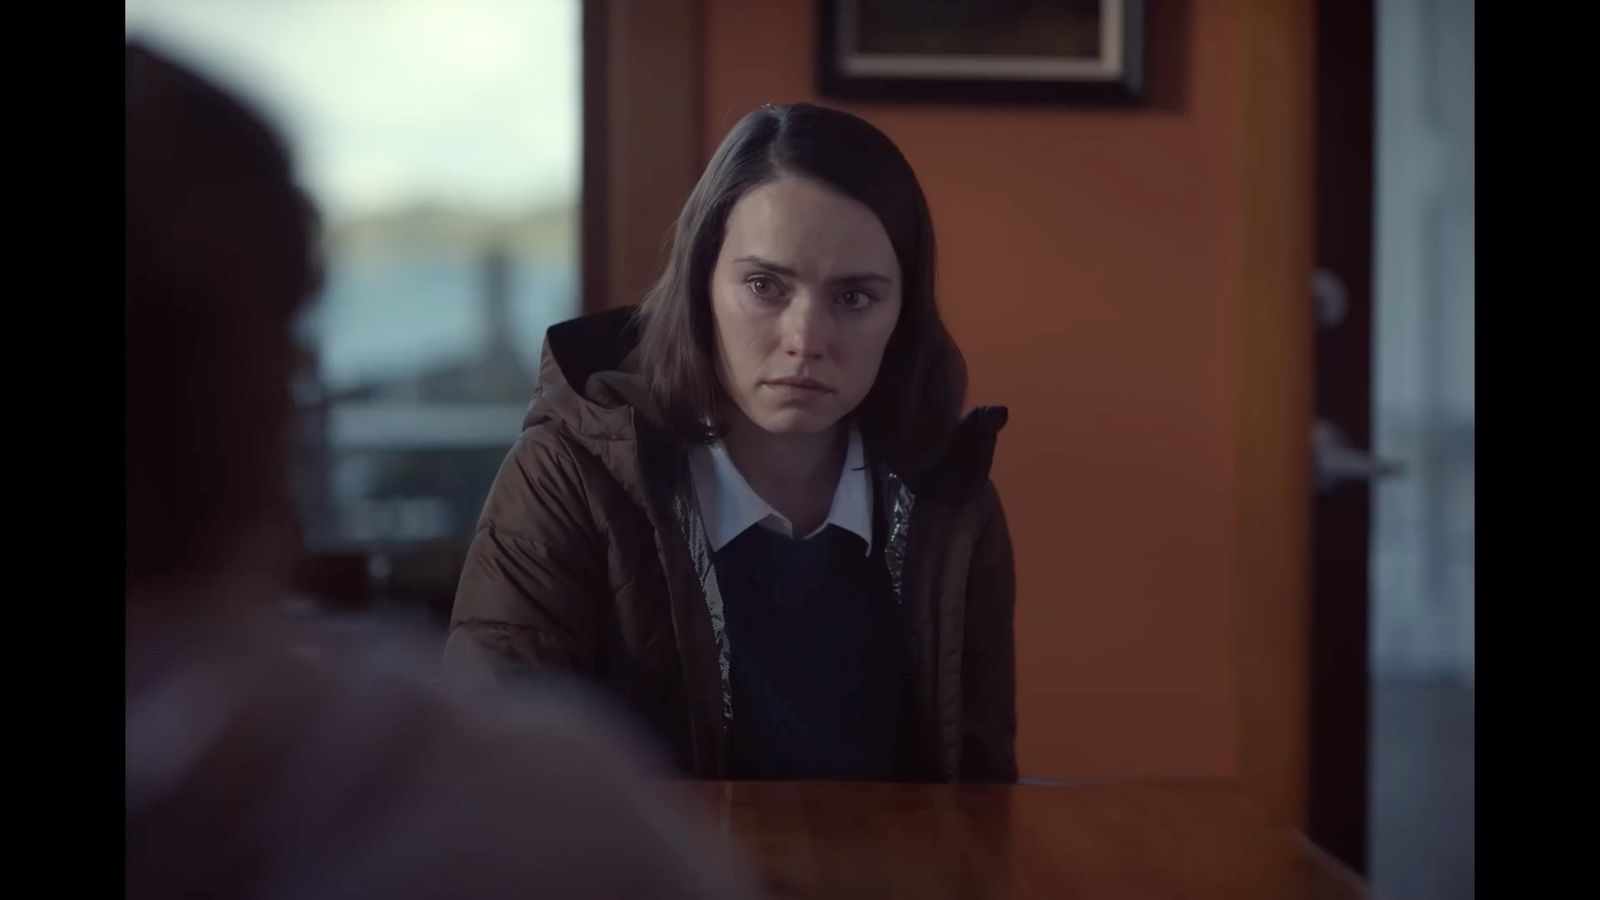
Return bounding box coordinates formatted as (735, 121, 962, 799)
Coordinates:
(126, 0, 582, 552)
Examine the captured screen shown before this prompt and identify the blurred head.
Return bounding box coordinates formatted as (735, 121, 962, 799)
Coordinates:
(125, 42, 320, 594)
(638, 103, 965, 473)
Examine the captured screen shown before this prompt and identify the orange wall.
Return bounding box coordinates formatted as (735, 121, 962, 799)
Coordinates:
(701, 1, 1254, 779)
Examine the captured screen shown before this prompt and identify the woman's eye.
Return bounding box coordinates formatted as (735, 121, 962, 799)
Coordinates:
(837, 289, 874, 311)
(747, 276, 781, 299)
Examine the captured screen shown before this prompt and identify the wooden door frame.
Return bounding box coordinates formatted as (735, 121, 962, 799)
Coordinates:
(583, 0, 704, 314)
(1235, 0, 1316, 833)
(1235, 1, 1377, 873)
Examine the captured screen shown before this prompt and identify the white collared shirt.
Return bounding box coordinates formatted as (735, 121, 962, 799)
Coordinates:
(686, 427, 873, 556)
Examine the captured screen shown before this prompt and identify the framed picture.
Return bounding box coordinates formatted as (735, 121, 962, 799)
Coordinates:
(818, 0, 1145, 105)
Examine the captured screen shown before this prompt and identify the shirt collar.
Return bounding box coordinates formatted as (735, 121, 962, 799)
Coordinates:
(686, 426, 872, 555)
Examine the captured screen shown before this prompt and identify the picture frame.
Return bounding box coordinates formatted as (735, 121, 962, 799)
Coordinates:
(817, 0, 1146, 105)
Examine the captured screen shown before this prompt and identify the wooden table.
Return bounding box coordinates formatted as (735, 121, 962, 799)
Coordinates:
(686, 780, 1369, 899)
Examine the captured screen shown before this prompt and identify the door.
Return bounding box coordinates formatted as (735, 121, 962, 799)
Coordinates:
(1309, 0, 1378, 874)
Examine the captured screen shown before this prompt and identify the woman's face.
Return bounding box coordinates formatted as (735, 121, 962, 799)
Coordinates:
(708, 174, 902, 437)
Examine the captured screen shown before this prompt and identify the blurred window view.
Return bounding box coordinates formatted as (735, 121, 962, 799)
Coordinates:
(124, 1, 581, 566)
(1368, 1, 1473, 896)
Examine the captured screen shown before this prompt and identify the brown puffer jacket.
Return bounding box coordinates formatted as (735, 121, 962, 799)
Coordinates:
(442, 307, 1016, 781)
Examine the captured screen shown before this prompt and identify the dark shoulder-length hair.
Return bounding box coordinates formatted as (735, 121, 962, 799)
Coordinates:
(126, 42, 321, 587)
(636, 102, 967, 476)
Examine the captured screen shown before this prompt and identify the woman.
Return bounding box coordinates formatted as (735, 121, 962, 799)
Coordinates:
(444, 103, 1015, 782)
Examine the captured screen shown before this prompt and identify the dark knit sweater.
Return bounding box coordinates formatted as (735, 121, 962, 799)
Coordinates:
(715, 522, 906, 780)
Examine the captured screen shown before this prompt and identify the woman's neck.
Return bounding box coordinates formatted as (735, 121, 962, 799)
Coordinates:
(722, 409, 847, 537)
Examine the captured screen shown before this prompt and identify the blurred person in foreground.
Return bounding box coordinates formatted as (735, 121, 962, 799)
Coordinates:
(124, 41, 756, 899)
